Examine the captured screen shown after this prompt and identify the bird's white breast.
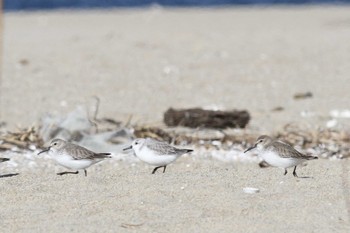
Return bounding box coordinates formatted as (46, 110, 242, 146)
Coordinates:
(50, 152, 95, 170)
(259, 151, 304, 169)
(135, 147, 177, 166)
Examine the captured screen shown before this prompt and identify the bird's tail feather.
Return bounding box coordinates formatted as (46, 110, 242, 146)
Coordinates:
(95, 153, 112, 159)
(183, 149, 193, 153)
(306, 156, 318, 160)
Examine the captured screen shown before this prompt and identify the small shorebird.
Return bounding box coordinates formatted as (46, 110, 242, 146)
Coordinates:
(244, 135, 318, 177)
(123, 138, 193, 174)
(0, 158, 10, 163)
(38, 139, 111, 176)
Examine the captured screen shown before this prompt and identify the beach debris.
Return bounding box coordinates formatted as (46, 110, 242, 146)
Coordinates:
(18, 58, 29, 66)
(133, 126, 172, 143)
(0, 173, 19, 178)
(163, 108, 250, 129)
(0, 126, 43, 151)
(275, 123, 350, 159)
(120, 222, 144, 229)
(293, 92, 313, 100)
(1, 99, 131, 153)
(39, 106, 92, 143)
(39, 103, 133, 152)
(0, 117, 348, 160)
(0, 97, 349, 162)
(271, 106, 284, 112)
(243, 187, 260, 194)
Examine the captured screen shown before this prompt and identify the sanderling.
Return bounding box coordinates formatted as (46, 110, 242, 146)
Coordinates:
(244, 135, 318, 177)
(123, 138, 193, 174)
(38, 139, 111, 176)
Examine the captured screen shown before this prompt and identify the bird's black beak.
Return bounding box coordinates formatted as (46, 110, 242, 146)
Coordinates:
(123, 145, 133, 151)
(38, 147, 50, 155)
(244, 144, 257, 153)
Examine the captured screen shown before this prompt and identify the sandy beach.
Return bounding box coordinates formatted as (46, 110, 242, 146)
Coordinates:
(1, 156, 349, 232)
(1, 6, 350, 232)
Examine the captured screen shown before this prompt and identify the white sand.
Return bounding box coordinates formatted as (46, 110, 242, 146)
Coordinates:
(1, 6, 350, 232)
(1, 156, 349, 232)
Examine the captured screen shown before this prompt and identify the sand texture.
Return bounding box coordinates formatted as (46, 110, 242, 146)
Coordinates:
(1, 6, 350, 233)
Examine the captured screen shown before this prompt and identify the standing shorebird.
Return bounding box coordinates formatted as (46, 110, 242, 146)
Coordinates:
(123, 138, 193, 174)
(244, 135, 318, 177)
(38, 139, 111, 176)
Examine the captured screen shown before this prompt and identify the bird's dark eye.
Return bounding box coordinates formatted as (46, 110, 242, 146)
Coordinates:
(135, 142, 138, 145)
(259, 140, 263, 143)
(54, 143, 57, 146)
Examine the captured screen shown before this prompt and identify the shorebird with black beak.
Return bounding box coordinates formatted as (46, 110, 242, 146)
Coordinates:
(244, 135, 318, 177)
(38, 139, 111, 176)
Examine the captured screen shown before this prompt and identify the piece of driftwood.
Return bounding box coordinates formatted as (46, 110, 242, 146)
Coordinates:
(163, 108, 250, 129)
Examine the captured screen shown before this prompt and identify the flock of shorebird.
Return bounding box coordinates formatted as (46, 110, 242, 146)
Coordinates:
(0, 135, 318, 178)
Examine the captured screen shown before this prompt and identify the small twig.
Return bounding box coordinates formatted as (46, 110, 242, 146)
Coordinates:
(124, 114, 133, 128)
(120, 222, 144, 228)
(87, 96, 100, 133)
(1, 138, 27, 148)
(92, 96, 100, 121)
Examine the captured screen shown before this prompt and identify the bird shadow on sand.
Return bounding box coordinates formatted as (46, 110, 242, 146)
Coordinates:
(0, 173, 19, 178)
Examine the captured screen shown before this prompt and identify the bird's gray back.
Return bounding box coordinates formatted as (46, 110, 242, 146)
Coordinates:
(145, 139, 187, 156)
(63, 143, 104, 160)
(266, 140, 310, 159)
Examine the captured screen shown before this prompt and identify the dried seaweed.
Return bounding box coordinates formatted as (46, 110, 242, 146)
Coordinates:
(275, 123, 350, 159)
(131, 123, 350, 159)
(133, 126, 172, 143)
(0, 126, 44, 151)
(0, 114, 349, 160)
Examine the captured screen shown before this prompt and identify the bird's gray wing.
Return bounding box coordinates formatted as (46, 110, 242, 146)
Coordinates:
(269, 141, 310, 159)
(145, 140, 180, 156)
(65, 144, 110, 160)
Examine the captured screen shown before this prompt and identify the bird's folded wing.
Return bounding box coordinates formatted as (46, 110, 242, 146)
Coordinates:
(64, 144, 101, 160)
(270, 141, 307, 159)
(146, 141, 178, 155)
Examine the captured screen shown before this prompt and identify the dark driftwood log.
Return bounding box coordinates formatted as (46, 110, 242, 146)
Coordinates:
(163, 108, 250, 129)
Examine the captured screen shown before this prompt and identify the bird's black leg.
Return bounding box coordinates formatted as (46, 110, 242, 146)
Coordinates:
(57, 171, 79, 176)
(84, 169, 87, 177)
(162, 166, 167, 173)
(293, 166, 298, 177)
(284, 169, 288, 175)
(152, 166, 162, 174)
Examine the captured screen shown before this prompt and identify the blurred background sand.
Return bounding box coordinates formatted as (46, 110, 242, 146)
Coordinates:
(1, 6, 350, 233)
(2, 7, 350, 131)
